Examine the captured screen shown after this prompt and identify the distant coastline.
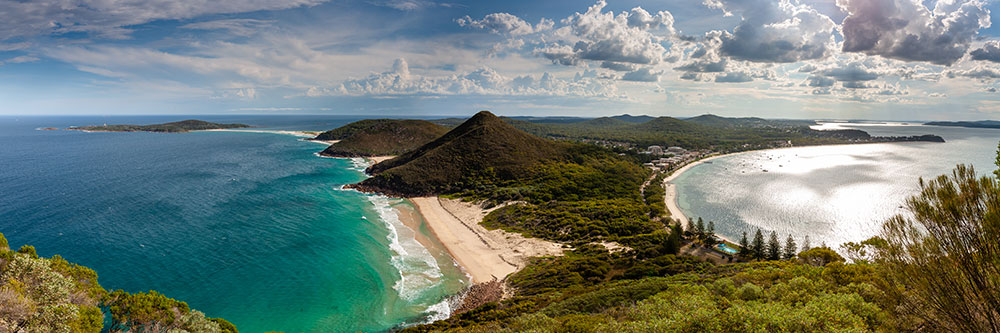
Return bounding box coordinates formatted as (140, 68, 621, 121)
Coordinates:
(925, 120, 1000, 129)
(67, 119, 250, 133)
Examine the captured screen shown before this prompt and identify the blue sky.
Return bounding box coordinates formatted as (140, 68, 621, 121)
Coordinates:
(2, 0, 1000, 120)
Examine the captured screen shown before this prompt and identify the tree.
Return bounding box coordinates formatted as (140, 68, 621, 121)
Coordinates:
(797, 247, 844, 266)
(707, 221, 715, 235)
(665, 224, 683, 254)
(751, 229, 765, 260)
(802, 235, 811, 252)
(995, 141, 1000, 179)
(783, 235, 797, 259)
(17, 245, 37, 259)
(872, 164, 1000, 332)
(767, 231, 780, 260)
(695, 217, 705, 235)
(739, 231, 749, 257)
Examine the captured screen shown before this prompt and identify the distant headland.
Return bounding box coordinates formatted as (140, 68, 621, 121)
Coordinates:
(925, 120, 1000, 129)
(68, 119, 250, 133)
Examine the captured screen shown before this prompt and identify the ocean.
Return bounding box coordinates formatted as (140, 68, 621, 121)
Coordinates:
(671, 123, 1000, 248)
(0, 115, 466, 332)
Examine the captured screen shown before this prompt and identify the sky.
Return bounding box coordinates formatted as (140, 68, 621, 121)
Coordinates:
(2, 0, 1000, 120)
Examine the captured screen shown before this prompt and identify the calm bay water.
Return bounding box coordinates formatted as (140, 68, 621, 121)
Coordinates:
(672, 123, 1000, 248)
(0, 115, 465, 332)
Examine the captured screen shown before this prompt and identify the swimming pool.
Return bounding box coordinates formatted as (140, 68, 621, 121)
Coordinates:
(717, 244, 739, 255)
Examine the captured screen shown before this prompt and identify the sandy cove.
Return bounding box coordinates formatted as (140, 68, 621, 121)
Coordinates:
(409, 197, 563, 284)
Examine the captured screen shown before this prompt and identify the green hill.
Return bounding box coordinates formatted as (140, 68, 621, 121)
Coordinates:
(70, 119, 250, 133)
(316, 119, 447, 157)
(352, 111, 567, 196)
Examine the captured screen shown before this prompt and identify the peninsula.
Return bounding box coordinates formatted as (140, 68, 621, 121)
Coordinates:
(314, 119, 447, 158)
(926, 120, 1000, 129)
(68, 119, 250, 133)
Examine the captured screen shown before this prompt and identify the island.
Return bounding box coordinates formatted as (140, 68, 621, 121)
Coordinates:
(926, 120, 1000, 129)
(68, 119, 250, 133)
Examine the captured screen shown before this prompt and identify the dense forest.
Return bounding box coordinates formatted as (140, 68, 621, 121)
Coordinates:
(315, 119, 448, 157)
(69, 120, 250, 133)
(0, 234, 238, 332)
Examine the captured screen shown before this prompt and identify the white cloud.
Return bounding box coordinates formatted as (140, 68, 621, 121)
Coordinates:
(838, 0, 991, 66)
(621, 67, 662, 82)
(457, 13, 545, 36)
(320, 58, 622, 98)
(180, 19, 274, 37)
(707, 0, 837, 63)
(0, 0, 327, 40)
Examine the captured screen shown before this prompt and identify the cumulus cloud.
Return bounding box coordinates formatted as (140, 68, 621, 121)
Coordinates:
(818, 62, 880, 81)
(707, 0, 837, 63)
(0, 0, 327, 40)
(674, 58, 727, 73)
(945, 66, 1000, 79)
(502, 0, 676, 67)
(600, 61, 637, 72)
(456, 13, 547, 36)
(806, 75, 835, 87)
(838, 0, 991, 66)
(180, 19, 274, 37)
(325, 58, 622, 98)
(713, 68, 776, 83)
(970, 40, 1000, 63)
(714, 71, 754, 83)
(621, 67, 662, 82)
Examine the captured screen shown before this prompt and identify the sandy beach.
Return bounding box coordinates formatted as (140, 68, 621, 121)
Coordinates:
(367, 156, 395, 164)
(409, 197, 563, 284)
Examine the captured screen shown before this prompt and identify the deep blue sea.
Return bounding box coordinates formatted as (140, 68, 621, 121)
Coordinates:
(0, 115, 466, 332)
(672, 123, 1000, 249)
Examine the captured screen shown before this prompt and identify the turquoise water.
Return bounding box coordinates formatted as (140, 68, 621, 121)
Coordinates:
(0, 116, 466, 332)
(672, 124, 1000, 248)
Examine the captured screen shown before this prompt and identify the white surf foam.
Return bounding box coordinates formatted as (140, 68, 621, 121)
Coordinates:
(366, 195, 450, 316)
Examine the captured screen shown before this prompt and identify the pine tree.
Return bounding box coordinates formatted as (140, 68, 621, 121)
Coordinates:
(767, 231, 780, 260)
(739, 231, 749, 256)
(783, 235, 797, 259)
(751, 229, 765, 259)
(696, 217, 705, 234)
(707, 221, 715, 234)
(802, 235, 811, 252)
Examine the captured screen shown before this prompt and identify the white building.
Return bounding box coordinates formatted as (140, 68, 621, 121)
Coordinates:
(646, 145, 664, 155)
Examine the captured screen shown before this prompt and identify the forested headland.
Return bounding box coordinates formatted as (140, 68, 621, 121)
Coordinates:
(68, 119, 250, 133)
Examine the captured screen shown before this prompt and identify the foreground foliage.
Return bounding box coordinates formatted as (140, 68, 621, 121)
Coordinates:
(0, 235, 237, 333)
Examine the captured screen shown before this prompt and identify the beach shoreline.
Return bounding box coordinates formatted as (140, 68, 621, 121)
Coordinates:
(408, 197, 563, 284)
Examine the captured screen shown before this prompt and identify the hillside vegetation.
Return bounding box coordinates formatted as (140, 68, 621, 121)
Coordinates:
(407, 151, 1000, 332)
(316, 119, 447, 157)
(70, 120, 249, 133)
(0, 233, 238, 332)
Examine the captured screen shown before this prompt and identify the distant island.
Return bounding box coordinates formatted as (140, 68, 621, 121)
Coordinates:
(925, 120, 1000, 129)
(68, 119, 250, 133)
(313, 119, 447, 158)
